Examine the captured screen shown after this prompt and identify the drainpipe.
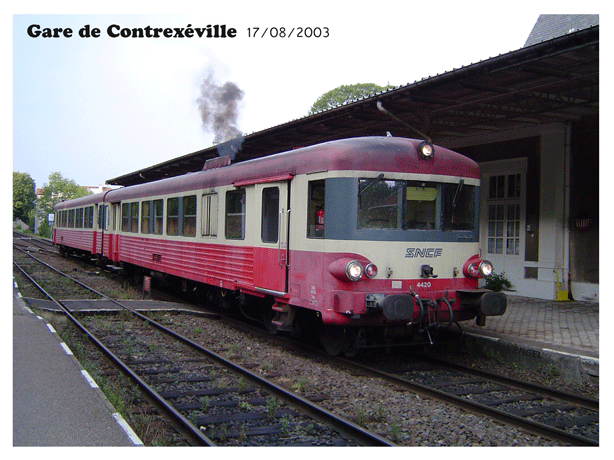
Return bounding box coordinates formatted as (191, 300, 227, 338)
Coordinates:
(563, 122, 572, 297)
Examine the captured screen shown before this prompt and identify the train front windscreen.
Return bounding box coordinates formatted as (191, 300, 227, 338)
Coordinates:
(357, 178, 477, 235)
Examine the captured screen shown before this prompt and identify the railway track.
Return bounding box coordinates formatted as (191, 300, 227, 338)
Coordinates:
(13, 236, 599, 446)
(13, 231, 57, 253)
(13, 245, 393, 446)
(336, 352, 599, 446)
(203, 313, 600, 446)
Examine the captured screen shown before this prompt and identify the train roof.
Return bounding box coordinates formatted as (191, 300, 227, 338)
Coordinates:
(54, 192, 105, 210)
(59, 137, 479, 207)
(104, 137, 478, 202)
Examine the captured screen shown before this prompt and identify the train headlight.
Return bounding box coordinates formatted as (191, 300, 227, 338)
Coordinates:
(463, 256, 494, 279)
(346, 260, 364, 281)
(479, 260, 493, 278)
(328, 257, 369, 282)
(417, 141, 435, 160)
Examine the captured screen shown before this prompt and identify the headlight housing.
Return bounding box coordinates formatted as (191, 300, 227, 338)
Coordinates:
(417, 140, 435, 160)
(463, 257, 494, 279)
(478, 260, 493, 278)
(328, 258, 368, 282)
(345, 260, 364, 281)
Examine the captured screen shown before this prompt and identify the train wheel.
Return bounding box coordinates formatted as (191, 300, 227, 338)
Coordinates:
(262, 307, 279, 335)
(218, 288, 238, 311)
(317, 324, 351, 356)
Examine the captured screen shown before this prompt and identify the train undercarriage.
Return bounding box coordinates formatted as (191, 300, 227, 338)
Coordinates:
(56, 252, 500, 356)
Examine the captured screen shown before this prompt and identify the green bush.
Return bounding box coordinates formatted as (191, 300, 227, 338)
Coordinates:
(485, 272, 512, 292)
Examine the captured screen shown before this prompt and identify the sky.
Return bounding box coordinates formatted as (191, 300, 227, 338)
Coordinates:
(8, 1, 600, 190)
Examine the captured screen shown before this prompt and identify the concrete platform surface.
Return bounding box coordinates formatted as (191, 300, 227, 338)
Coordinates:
(462, 294, 599, 382)
(13, 291, 142, 446)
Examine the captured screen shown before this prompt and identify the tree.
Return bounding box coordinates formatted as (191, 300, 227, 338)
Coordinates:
(37, 172, 91, 218)
(36, 172, 91, 237)
(13, 172, 36, 225)
(308, 83, 394, 115)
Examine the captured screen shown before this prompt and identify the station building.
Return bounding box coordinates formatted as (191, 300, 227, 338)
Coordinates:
(108, 15, 599, 302)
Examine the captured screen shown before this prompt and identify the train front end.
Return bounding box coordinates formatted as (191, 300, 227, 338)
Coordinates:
(302, 138, 507, 353)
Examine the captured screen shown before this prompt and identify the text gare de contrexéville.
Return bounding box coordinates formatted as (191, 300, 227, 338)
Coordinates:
(27, 24, 237, 39)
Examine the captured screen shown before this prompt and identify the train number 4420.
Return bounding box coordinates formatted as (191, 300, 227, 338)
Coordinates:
(416, 281, 432, 288)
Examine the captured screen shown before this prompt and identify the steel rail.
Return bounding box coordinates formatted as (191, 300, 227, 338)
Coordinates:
(13, 258, 216, 446)
(335, 356, 598, 446)
(210, 315, 599, 446)
(13, 247, 393, 446)
(418, 355, 599, 411)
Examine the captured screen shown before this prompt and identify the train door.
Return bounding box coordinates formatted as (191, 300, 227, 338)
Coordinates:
(108, 201, 121, 262)
(254, 180, 291, 295)
(98, 203, 108, 257)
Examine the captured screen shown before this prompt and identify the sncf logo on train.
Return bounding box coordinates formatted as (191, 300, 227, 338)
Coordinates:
(405, 248, 443, 258)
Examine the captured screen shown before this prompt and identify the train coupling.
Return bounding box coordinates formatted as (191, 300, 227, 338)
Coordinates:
(365, 293, 419, 321)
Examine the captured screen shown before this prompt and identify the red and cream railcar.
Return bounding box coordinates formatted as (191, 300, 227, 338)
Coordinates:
(54, 193, 106, 257)
(54, 137, 506, 354)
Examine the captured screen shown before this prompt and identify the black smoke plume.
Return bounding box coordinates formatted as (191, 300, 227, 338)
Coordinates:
(197, 73, 245, 158)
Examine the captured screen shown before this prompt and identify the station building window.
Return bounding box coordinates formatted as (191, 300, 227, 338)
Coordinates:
(487, 173, 521, 255)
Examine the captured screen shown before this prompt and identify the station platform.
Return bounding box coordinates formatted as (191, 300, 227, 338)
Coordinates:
(13, 290, 142, 446)
(461, 294, 599, 383)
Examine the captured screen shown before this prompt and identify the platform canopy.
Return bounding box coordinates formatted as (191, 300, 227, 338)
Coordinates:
(107, 26, 598, 187)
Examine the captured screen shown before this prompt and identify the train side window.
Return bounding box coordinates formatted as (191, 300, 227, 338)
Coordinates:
(141, 201, 151, 234)
(122, 203, 130, 232)
(226, 189, 246, 240)
(131, 203, 139, 233)
(68, 209, 75, 228)
(167, 198, 179, 236)
(183, 195, 197, 237)
(261, 187, 279, 243)
(153, 199, 163, 234)
(307, 180, 325, 238)
(98, 205, 107, 230)
(84, 206, 94, 229)
(202, 193, 218, 237)
(76, 208, 84, 228)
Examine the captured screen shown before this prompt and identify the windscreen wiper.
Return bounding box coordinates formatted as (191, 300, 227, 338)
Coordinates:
(452, 179, 464, 208)
(359, 173, 385, 198)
